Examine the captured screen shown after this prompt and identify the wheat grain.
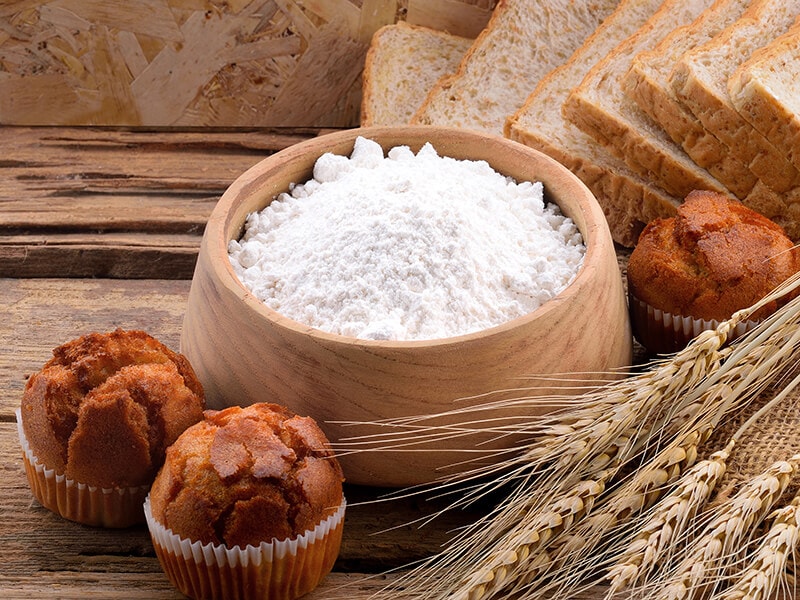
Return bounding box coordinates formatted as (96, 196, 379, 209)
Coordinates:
(410, 407, 707, 600)
(451, 418, 719, 600)
(391, 356, 727, 598)
(606, 361, 800, 597)
(458, 333, 800, 600)
(711, 495, 800, 600)
(519, 330, 800, 600)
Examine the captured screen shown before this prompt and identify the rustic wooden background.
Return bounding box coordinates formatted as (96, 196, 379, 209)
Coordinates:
(0, 0, 495, 127)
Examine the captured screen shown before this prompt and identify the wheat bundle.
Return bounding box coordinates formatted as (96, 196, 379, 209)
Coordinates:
(349, 272, 800, 599)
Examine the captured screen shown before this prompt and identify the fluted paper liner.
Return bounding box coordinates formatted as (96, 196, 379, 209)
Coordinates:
(144, 495, 346, 600)
(629, 294, 759, 355)
(16, 408, 150, 528)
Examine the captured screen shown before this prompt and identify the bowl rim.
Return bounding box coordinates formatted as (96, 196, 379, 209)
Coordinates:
(203, 125, 612, 348)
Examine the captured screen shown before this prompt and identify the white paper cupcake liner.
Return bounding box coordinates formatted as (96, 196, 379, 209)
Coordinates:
(16, 408, 150, 528)
(629, 295, 759, 355)
(145, 495, 346, 600)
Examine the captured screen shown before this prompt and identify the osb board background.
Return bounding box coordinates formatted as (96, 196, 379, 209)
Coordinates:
(0, 0, 496, 127)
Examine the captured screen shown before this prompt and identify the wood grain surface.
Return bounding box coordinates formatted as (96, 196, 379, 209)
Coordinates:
(0, 126, 318, 278)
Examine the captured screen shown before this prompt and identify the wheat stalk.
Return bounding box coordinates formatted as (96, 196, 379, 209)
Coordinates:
(376, 274, 800, 600)
(383, 337, 730, 599)
(648, 455, 800, 600)
(605, 364, 800, 598)
(499, 329, 800, 600)
(524, 422, 716, 600)
(711, 495, 800, 600)
(605, 445, 733, 595)
(453, 469, 614, 600)
(381, 368, 711, 600)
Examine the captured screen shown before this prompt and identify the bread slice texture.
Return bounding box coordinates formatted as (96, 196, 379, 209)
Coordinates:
(670, 0, 800, 193)
(507, 0, 680, 247)
(562, 0, 736, 201)
(728, 17, 800, 175)
(360, 22, 472, 127)
(411, 0, 620, 135)
(623, 0, 755, 198)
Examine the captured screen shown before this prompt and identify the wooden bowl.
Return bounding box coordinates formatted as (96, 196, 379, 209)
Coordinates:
(180, 126, 632, 487)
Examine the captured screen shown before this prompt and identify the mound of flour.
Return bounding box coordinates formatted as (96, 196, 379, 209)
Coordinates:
(228, 136, 585, 341)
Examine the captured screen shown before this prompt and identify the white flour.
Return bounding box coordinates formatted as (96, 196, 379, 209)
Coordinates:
(228, 136, 585, 341)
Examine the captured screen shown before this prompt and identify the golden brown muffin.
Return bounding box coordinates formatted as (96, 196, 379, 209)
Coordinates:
(627, 191, 800, 354)
(628, 191, 799, 322)
(145, 402, 346, 600)
(20, 329, 205, 490)
(149, 402, 344, 548)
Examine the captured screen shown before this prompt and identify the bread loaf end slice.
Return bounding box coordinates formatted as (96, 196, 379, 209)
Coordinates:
(360, 22, 472, 127)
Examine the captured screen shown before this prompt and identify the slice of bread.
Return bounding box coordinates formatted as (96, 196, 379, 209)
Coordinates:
(507, 0, 679, 247)
(670, 0, 800, 193)
(360, 22, 472, 127)
(622, 0, 755, 198)
(728, 17, 800, 175)
(410, 0, 620, 135)
(562, 0, 732, 200)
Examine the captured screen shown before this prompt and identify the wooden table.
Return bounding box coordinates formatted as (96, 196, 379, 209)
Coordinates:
(0, 126, 613, 599)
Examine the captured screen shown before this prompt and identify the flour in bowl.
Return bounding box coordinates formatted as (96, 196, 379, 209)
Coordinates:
(228, 136, 585, 341)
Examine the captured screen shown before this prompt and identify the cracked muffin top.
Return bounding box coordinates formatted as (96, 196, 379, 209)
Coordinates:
(147, 402, 345, 548)
(627, 190, 800, 322)
(20, 328, 205, 488)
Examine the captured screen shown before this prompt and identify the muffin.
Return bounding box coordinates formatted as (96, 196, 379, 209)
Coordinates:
(627, 190, 800, 354)
(17, 328, 205, 527)
(145, 402, 346, 600)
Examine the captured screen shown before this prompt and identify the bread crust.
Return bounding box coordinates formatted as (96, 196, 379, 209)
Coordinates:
(623, 0, 756, 198)
(360, 22, 472, 127)
(506, 0, 680, 247)
(411, 0, 619, 134)
(563, 0, 732, 201)
(728, 18, 800, 175)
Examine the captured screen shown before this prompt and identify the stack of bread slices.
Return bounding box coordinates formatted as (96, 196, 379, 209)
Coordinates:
(361, 0, 800, 247)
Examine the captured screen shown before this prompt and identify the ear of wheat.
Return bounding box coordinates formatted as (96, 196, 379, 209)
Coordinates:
(647, 455, 800, 600)
(605, 444, 733, 596)
(605, 366, 800, 599)
(372, 330, 736, 600)
(446, 325, 800, 600)
(710, 494, 800, 600)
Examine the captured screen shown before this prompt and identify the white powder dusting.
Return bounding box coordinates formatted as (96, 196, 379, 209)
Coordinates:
(228, 136, 585, 341)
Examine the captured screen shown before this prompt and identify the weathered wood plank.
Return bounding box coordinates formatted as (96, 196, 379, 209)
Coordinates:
(0, 573, 403, 600)
(0, 234, 202, 278)
(0, 127, 320, 278)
